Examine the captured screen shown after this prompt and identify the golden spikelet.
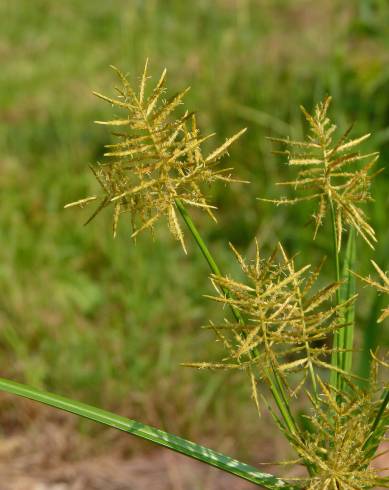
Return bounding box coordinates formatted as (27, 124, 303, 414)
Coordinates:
(184, 241, 354, 402)
(263, 96, 380, 251)
(65, 60, 246, 250)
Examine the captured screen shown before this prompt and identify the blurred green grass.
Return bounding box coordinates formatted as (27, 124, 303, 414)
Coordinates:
(0, 0, 388, 450)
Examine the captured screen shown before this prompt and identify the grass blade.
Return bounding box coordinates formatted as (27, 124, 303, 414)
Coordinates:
(340, 228, 356, 377)
(330, 228, 356, 391)
(329, 200, 342, 391)
(0, 377, 299, 489)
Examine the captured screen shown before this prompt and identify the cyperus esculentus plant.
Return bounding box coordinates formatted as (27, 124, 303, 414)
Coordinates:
(1, 61, 388, 489)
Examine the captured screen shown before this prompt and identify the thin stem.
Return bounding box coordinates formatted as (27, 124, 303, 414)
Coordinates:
(330, 201, 342, 303)
(329, 199, 342, 391)
(175, 198, 298, 437)
(175, 197, 244, 326)
(341, 228, 356, 375)
(329, 207, 356, 394)
(0, 377, 297, 490)
(269, 367, 299, 437)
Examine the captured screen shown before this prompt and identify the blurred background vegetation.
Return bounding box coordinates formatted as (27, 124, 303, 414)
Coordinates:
(0, 0, 388, 464)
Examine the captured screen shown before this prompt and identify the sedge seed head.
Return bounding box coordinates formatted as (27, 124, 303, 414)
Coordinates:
(294, 378, 389, 490)
(185, 240, 354, 407)
(263, 96, 380, 251)
(65, 59, 246, 251)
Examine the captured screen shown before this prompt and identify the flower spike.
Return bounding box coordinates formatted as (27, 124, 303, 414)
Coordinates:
(65, 60, 246, 250)
(263, 96, 380, 250)
(294, 377, 389, 489)
(185, 241, 354, 406)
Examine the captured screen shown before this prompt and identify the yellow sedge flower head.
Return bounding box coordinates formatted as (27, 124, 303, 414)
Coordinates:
(66, 60, 246, 252)
(185, 241, 353, 408)
(264, 97, 380, 251)
(296, 378, 389, 490)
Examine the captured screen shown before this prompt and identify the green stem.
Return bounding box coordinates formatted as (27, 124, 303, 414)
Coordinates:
(174, 198, 222, 278)
(0, 377, 297, 490)
(269, 367, 299, 437)
(341, 228, 356, 375)
(175, 198, 298, 437)
(329, 201, 342, 303)
(175, 198, 243, 324)
(329, 199, 342, 391)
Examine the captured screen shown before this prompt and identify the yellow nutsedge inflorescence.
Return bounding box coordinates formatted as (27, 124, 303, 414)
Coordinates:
(184, 240, 355, 407)
(294, 377, 389, 490)
(263, 96, 381, 251)
(65, 59, 246, 252)
(353, 261, 389, 323)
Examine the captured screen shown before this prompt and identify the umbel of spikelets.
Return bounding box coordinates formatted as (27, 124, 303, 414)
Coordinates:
(184, 241, 355, 408)
(294, 378, 389, 490)
(65, 60, 246, 252)
(263, 96, 381, 251)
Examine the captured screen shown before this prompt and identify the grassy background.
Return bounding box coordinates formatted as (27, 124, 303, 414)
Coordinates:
(1, 0, 389, 461)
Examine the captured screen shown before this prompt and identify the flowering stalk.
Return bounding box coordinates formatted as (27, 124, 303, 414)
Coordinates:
(66, 60, 299, 440)
(175, 197, 298, 437)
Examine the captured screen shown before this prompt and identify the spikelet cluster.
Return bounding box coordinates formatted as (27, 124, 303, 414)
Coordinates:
(185, 241, 353, 405)
(353, 261, 389, 323)
(294, 378, 389, 490)
(264, 97, 380, 251)
(65, 60, 246, 251)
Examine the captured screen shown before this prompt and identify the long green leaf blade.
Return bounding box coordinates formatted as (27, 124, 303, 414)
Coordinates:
(0, 377, 299, 489)
(341, 228, 356, 376)
(330, 228, 356, 391)
(329, 200, 342, 391)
